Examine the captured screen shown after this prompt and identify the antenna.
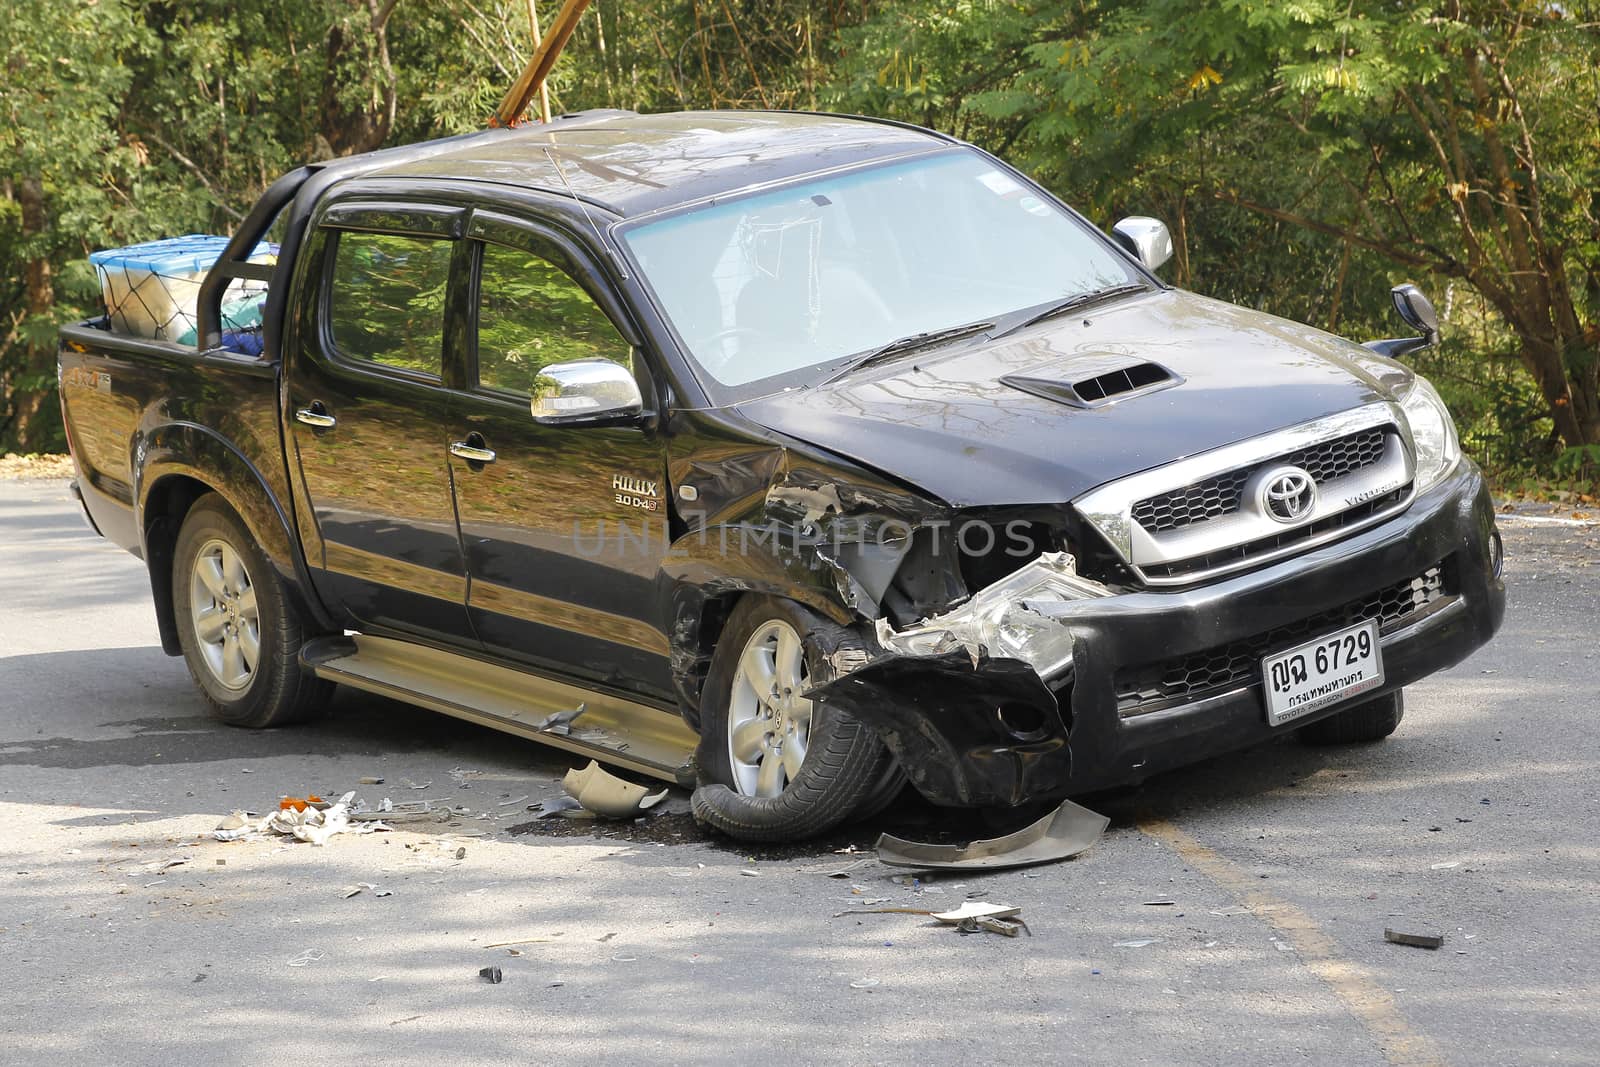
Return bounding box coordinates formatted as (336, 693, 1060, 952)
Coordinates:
(544, 147, 629, 280)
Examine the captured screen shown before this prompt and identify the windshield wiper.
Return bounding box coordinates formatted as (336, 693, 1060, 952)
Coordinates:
(990, 282, 1148, 340)
(818, 319, 994, 386)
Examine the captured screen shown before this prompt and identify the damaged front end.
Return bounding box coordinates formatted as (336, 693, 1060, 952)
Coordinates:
(663, 440, 1118, 808)
(813, 546, 1112, 807)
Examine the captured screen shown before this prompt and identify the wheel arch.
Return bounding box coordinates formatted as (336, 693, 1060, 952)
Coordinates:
(661, 540, 858, 729)
(136, 424, 330, 655)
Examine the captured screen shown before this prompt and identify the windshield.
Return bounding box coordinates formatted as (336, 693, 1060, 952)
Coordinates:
(619, 149, 1142, 396)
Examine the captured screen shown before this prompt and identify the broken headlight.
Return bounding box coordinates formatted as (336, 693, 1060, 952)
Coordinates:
(875, 552, 1109, 682)
(1397, 374, 1461, 491)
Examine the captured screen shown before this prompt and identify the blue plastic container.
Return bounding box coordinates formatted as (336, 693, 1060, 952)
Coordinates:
(89, 234, 276, 348)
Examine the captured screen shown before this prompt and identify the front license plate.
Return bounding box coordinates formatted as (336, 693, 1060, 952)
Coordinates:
(1262, 620, 1384, 727)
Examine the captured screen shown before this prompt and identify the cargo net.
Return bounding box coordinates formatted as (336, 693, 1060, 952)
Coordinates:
(89, 235, 276, 355)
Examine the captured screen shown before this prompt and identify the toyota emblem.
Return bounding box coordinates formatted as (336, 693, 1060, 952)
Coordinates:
(1259, 466, 1317, 523)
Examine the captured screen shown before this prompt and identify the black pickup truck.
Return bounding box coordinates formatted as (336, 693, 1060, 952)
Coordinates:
(59, 110, 1504, 841)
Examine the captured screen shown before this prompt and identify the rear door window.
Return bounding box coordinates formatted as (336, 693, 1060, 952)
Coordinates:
(327, 231, 453, 377)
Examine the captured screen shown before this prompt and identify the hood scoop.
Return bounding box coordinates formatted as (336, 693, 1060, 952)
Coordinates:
(1001, 355, 1181, 409)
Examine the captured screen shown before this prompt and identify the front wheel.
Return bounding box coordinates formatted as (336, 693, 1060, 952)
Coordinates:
(171, 494, 331, 728)
(1297, 690, 1404, 745)
(690, 596, 890, 842)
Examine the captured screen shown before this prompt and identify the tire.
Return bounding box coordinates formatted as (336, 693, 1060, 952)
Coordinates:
(851, 760, 908, 822)
(1297, 690, 1404, 745)
(690, 595, 890, 842)
(171, 494, 331, 728)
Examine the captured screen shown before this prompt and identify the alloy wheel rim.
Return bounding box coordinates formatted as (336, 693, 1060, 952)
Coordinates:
(726, 619, 813, 797)
(189, 538, 260, 692)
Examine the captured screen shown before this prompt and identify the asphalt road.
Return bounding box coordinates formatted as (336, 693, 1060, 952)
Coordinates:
(2, 477, 1596, 1066)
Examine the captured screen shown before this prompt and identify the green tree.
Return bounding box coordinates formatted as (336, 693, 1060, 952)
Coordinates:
(835, 0, 1600, 449)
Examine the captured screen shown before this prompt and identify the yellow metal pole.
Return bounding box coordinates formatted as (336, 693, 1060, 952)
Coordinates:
(494, 0, 592, 127)
(524, 0, 552, 123)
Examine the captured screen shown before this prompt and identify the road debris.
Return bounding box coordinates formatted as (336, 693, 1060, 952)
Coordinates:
(849, 978, 881, 989)
(527, 795, 585, 819)
(1385, 928, 1445, 949)
(536, 704, 587, 735)
(359, 777, 385, 785)
(931, 902, 1030, 937)
(479, 966, 504, 984)
(287, 949, 324, 967)
(211, 791, 387, 845)
(1113, 939, 1159, 948)
(822, 858, 877, 879)
(876, 798, 1108, 871)
(1430, 862, 1461, 870)
(1143, 899, 1176, 906)
(562, 760, 669, 819)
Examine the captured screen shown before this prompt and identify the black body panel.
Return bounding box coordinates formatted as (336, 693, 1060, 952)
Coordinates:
(737, 289, 1393, 507)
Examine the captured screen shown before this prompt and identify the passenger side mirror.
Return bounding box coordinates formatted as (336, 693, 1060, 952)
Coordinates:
(1363, 283, 1440, 359)
(1111, 217, 1173, 273)
(530, 358, 644, 425)
(1390, 283, 1439, 345)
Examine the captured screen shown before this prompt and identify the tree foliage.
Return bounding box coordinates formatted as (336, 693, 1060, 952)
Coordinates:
(4, 0, 1598, 476)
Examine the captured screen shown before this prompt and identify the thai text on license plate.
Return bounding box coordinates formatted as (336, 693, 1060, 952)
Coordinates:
(1262, 619, 1384, 727)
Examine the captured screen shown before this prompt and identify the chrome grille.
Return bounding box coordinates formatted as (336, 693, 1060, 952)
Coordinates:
(1131, 469, 1250, 532)
(1289, 427, 1387, 484)
(1073, 404, 1417, 587)
(1132, 427, 1387, 535)
(1114, 561, 1452, 715)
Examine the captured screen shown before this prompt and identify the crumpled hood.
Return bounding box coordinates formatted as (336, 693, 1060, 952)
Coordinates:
(736, 289, 1409, 507)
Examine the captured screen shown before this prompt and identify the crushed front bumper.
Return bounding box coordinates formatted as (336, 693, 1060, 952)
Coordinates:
(818, 459, 1504, 807)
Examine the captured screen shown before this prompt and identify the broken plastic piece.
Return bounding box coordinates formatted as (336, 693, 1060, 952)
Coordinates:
(562, 760, 670, 819)
(479, 966, 503, 983)
(535, 704, 587, 734)
(1384, 928, 1444, 949)
(876, 798, 1108, 871)
(930, 902, 1021, 924)
(528, 795, 583, 819)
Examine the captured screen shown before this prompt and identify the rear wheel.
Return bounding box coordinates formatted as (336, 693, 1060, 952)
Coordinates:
(1297, 690, 1404, 745)
(172, 495, 331, 727)
(690, 596, 890, 842)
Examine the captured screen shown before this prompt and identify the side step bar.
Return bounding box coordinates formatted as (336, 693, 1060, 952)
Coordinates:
(300, 635, 698, 787)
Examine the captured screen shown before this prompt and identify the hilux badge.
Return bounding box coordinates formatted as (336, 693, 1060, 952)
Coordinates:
(1260, 466, 1317, 523)
(612, 473, 661, 512)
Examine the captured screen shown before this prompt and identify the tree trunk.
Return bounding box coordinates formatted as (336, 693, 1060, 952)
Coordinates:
(9, 176, 58, 452)
(317, 0, 400, 157)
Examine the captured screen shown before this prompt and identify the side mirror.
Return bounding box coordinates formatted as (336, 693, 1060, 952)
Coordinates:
(1363, 284, 1440, 358)
(1390, 283, 1439, 345)
(1111, 216, 1173, 273)
(530, 357, 643, 425)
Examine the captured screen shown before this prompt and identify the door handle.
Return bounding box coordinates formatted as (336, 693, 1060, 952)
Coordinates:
(295, 403, 336, 429)
(450, 439, 497, 464)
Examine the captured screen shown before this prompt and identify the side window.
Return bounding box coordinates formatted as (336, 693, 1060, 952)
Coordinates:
(475, 241, 632, 396)
(327, 231, 452, 376)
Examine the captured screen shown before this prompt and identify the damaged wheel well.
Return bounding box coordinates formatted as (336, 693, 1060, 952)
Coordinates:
(676, 590, 740, 728)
